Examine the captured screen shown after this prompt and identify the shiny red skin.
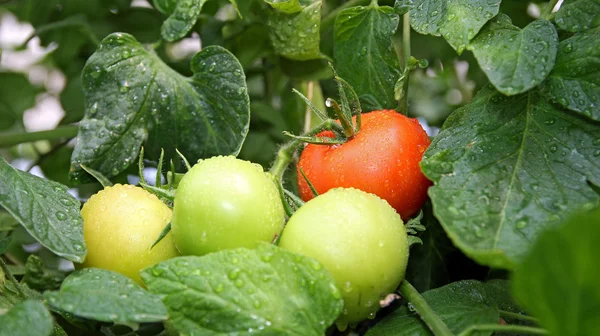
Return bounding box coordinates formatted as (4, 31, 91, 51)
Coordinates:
(297, 110, 432, 220)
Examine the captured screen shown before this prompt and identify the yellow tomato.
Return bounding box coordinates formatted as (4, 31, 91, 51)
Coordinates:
(78, 184, 179, 284)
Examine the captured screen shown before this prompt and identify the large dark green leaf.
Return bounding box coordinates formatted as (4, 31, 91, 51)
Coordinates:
(513, 208, 600, 336)
(266, 1, 322, 61)
(70, 33, 250, 183)
(541, 27, 600, 121)
(554, 0, 600, 32)
(44, 268, 168, 326)
(140, 243, 343, 335)
(0, 72, 36, 131)
(366, 280, 500, 336)
(0, 157, 86, 263)
(468, 15, 558, 96)
(334, 4, 401, 110)
(0, 301, 54, 336)
(421, 86, 600, 269)
(410, 0, 501, 54)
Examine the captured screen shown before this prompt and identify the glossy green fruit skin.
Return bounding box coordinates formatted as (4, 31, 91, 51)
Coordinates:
(279, 188, 409, 327)
(79, 184, 179, 285)
(171, 156, 285, 256)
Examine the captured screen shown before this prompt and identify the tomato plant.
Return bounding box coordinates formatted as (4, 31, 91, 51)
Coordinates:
(279, 188, 409, 328)
(171, 156, 285, 256)
(297, 110, 431, 219)
(79, 184, 179, 285)
(0, 0, 599, 335)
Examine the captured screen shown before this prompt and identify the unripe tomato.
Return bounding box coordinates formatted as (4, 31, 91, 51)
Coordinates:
(79, 184, 179, 284)
(279, 188, 409, 328)
(171, 156, 285, 256)
(297, 110, 431, 219)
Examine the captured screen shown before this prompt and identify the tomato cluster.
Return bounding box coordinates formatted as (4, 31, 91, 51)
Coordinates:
(78, 110, 429, 327)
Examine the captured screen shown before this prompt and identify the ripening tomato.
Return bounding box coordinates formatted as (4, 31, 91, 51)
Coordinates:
(297, 110, 431, 219)
(171, 156, 285, 256)
(279, 188, 409, 328)
(79, 184, 179, 284)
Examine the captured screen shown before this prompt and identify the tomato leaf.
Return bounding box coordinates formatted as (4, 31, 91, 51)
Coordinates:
(0, 235, 11, 255)
(410, 0, 501, 54)
(0, 300, 54, 336)
(394, 0, 413, 15)
(334, 4, 401, 110)
(44, 268, 168, 326)
(365, 280, 501, 335)
(22, 255, 65, 291)
(266, 1, 322, 61)
(70, 33, 250, 183)
(541, 27, 600, 121)
(0, 72, 36, 131)
(0, 157, 86, 263)
(421, 86, 600, 269)
(140, 243, 343, 335)
(513, 208, 600, 336)
(554, 0, 600, 33)
(161, 0, 204, 42)
(264, 0, 306, 13)
(468, 15, 558, 96)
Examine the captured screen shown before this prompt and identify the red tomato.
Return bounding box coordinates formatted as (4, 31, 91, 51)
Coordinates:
(297, 110, 431, 219)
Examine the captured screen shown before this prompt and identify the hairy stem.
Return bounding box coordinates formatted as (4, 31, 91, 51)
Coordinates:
(400, 13, 411, 114)
(499, 310, 539, 324)
(321, 0, 370, 32)
(398, 280, 454, 336)
(0, 257, 27, 299)
(458, 324, 549, 336)
(269, 119, 342, 181)
(0, 126, 79, 148)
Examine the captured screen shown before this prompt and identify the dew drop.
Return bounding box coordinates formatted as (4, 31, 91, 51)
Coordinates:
(55, 211, 67, 221)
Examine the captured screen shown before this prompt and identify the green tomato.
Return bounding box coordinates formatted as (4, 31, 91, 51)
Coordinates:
(279, 188, 409, 328)
(171, 156, 285, 255)
(79, 184, 179, 285)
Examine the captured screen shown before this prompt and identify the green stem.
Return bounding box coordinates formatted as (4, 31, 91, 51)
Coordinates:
(541, 0, 560, 20)
(499, 310, 539, 324)
(400, 13, 411, 114)
(398, 280, 453, 336)
(458, 324, 549, 336)
(269, 119, 342, 181)
(0, 257, 26, 299)
(320, 0, 370, 32)
(21, 15, 99, 47)
(0, 125, 79, 148)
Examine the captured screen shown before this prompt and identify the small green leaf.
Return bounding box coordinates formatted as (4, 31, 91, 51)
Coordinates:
(410, 0, 501, 54)
(44, 268, 168, 326)
(0, 300, 54, 336)
(264, 0, 306, 13)
(513, 207, 600, 336)
(22, 255, 65, 291)
(70, 33, 250, 183)
(150, 223, 172, 250)
(404, 205, 455, 292)
(0, 72, 36, 131)
(468, 15, 558, 95)
(334, 4, 401, 109)
(394, 0, 413, 15)
(366, 280, 500, 335)
(161, 0, 204, 42)
(267, 1, 322, 61)
(541, 27, 600, 121)
(141, 243, 343, 335)
(79, 164, 113, 187)
(554, 0, 600, 32)
(421, 86, 600, 269)
(0, 157, 86, 263)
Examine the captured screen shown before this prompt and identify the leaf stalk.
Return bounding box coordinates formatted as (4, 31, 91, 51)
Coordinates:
(398, 280, 454, 336)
